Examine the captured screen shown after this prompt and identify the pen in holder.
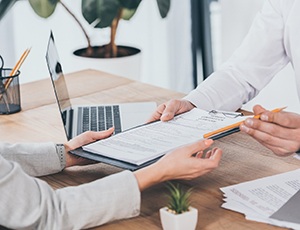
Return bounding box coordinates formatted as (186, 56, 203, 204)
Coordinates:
(0, 68, 21, 114)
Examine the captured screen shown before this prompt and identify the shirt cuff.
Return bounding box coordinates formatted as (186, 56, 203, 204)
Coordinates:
(55, 144, 66, 170)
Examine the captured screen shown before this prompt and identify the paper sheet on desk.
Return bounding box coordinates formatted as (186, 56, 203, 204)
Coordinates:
(83, 108, 247, 165)
(221, 169, 300, 229)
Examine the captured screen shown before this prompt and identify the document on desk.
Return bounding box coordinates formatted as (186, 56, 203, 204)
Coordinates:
(82, 108, 247, 165)
(221, 169, 300, 229)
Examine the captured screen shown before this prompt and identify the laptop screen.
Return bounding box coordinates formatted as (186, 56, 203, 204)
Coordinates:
(46, 32, 72, 139)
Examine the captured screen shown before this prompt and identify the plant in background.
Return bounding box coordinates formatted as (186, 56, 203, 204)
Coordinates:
(165, 182, 192, 214)
(0, 0, 92, 54)
(27, 0, 94, 55)
(81, 0, 170, 58)
(0, 0, 18, 20)
(0, 0, 170, 58)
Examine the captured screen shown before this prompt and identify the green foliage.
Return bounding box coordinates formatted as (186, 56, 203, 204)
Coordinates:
(0, 0, 58, 20)
(0, 0, 171, 58)
(156, 0, 171, 18)
(28, 0, 59, 18)
(81, 0, 170, 29)
(166, 182, 192, 214)
(0, 0, 19, 20)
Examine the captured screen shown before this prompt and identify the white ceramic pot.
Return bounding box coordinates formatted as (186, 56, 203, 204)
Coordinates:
(159, 206, 198, 230)
(72, 46, 142, 81)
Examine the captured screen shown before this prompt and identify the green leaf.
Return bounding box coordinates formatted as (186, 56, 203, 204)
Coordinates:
(82, 0, 120, 28)
(156, 0, 170, 18)
(28, 0, 59, 18)
(119, 0, 141, 9)
(166, 182, 191, 214)
(119, 0, 141, 21)
(121, 8, 137, 20)
(0, 0, 19, 21)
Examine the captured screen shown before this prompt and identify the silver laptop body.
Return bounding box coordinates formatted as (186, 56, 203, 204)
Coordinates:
(46, 32, 156, 140)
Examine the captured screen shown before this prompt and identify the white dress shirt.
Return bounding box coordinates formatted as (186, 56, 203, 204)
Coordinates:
(0, 142, 140, 229)
(185, 0, 300, 111)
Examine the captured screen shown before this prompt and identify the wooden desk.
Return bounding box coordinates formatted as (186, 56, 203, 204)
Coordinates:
(1, 69, 299, 229)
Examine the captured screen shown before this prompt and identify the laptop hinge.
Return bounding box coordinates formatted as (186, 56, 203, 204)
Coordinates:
(69, 108, 73, 140)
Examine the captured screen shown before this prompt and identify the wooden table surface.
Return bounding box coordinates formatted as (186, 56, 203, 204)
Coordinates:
(1, 69, 299, 230)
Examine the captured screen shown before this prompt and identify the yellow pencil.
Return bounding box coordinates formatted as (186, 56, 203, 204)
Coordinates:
(4, 48, 31, 89)
(0, 48, 31, 102)
(203, 106, 287, 139)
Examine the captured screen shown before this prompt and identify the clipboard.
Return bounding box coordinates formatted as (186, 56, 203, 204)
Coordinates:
(70, 124, 239, 171)
(70, 147, 162, 171)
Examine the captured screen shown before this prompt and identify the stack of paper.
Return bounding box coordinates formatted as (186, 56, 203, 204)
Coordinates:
(221, 169, 300, 229)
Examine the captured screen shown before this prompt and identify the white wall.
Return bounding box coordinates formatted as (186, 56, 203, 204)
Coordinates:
(0, 0, 193, 92)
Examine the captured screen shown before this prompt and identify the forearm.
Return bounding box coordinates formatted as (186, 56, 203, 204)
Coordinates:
(0, 156, 140, 229)
(184, 71, 258, 111)
(55, 170, 140, 229)
(0, 142, 64, 176)
(134, 161, 167, 191)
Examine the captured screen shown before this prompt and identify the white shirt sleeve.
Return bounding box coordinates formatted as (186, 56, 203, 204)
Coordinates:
(184, 0, 289, 111)
(0, 155, 141, 229)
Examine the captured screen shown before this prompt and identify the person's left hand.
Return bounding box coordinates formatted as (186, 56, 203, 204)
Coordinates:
(64, 127, 114, 167)
(240, 105, 300, 156)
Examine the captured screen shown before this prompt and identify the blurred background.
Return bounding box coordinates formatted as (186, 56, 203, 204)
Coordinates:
(0, 0, 299, 112)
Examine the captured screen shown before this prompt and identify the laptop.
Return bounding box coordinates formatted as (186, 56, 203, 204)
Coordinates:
(45, 32, 156, 140)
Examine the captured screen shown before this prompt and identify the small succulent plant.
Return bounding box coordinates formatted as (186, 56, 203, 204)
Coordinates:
(166, 182, 192, 214)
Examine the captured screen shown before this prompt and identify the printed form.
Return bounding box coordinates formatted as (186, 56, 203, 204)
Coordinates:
(221, 169, 300, 229)
(83, 108, 246, 165)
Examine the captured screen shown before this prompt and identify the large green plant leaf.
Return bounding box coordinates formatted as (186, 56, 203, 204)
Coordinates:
(28, 0, 59, 18)
(119, 0, 141, 9)
(82, 0, 170, 28)
(0, 0, 19, 21)
(121, 8, 137, 20)
(119, 0, 141, 20)
(82, 0, 120, 28)
(156, 0, 170, 18)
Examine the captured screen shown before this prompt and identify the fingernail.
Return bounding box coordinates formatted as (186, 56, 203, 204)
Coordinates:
(260, 114, 268, 121)
(161, 113, 169, 118)
(240, 124, 250, 133)
(245, 119, 253, 126)
(204, 139, 213, 146)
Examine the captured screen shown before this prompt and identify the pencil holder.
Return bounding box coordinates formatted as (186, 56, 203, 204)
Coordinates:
(0, 68, 21, 114)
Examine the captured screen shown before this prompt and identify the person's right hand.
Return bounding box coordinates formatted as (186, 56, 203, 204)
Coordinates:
(148, 99, 195, 122)
(134, 139, 222, 191)
(240, 105, 300, 156)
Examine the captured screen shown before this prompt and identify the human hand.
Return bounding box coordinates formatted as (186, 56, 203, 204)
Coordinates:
(148, 99, 195, 123)
(64, 127, 114, 167)
(240, 104, 300, 156)
(134, 139, 222, 191)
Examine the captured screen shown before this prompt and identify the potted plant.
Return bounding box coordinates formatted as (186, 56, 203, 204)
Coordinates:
(160, 182, 198, 230)
(0, 0, 170, 57)
(0, 0, 170, 79)
(78, 0, 170, 58)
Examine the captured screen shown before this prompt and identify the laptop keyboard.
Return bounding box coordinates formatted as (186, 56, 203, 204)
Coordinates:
(77, 105, 122, 135)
